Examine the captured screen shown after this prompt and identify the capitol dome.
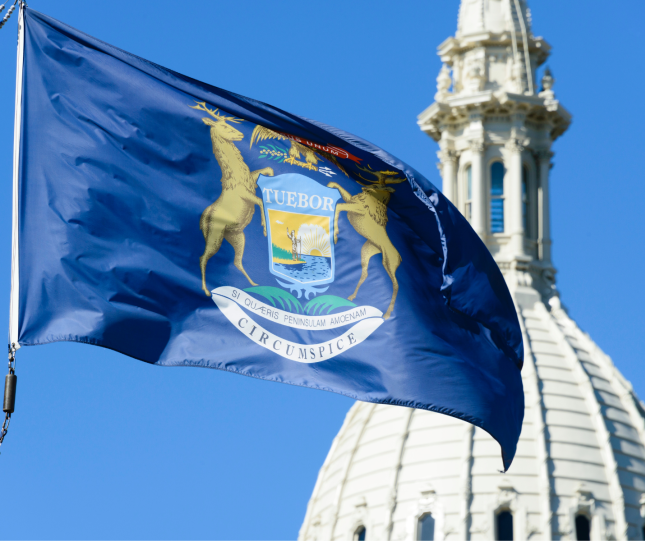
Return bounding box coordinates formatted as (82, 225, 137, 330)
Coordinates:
(299, 2, 645, 540)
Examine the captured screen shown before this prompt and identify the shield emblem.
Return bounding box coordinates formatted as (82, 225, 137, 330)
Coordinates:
(258, 173, 341, 297)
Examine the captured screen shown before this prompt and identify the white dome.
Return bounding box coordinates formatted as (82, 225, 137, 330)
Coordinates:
(457, 0, 531, 37)
(300, 2, 645, 540)
(298, 299, 645, 540)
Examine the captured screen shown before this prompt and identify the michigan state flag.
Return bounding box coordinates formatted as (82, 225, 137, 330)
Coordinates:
(10, 7, 524, 468)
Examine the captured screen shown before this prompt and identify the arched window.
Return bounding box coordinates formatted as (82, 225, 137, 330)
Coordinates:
(417, 513, 435, 541)
(575, 514, 591, 541)
(496, 510, 513, 541)
(490, 162, 505, 233)
(465, 165, 472, 222)
(522, 165, 529, 237)
(353, 525, 366, 541)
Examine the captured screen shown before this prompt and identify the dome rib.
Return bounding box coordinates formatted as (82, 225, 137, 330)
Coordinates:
(458, 424, 475, 539)
(329, 403, 377, 540)
(384, 408, 415, 539)
(299, 402, 370, 541)
(518, 306, 553, 540)
(546, 301, 628, 539)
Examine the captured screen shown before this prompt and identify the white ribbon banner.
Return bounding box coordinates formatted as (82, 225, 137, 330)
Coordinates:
(211, 287, 384, 363)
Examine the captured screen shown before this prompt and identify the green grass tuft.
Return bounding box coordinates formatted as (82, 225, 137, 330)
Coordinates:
(304, 295, 357, 315)
(244, 286, 303, 313)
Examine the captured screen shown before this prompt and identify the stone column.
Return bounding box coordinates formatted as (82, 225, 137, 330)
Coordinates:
(536, 149, 554, 263)
(437, 149, 459, 204)
(505, 138, 526, 257)
(469, 140, 486, 238)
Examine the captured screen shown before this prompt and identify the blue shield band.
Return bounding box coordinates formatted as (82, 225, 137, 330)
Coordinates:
(259, 174, 341, 298)
(15, 8, 524, 469)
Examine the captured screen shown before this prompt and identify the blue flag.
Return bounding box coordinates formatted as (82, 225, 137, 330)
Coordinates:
(11, 8, 524, 468)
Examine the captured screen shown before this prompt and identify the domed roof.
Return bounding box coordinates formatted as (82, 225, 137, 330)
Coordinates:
(298, 298, 645, 540)
(457, 0, 532, 37)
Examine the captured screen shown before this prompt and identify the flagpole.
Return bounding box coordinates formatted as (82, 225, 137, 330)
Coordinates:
(9, 2, 24, 352)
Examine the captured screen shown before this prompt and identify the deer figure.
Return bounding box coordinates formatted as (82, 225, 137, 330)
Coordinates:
(327, 165, 406, 319)
(191, 102, 274, 294)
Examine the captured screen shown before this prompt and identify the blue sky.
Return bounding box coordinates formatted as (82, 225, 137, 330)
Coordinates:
(1, 1, 644, 539)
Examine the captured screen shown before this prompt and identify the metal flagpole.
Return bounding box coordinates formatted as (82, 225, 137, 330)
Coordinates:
(9, 0, 24, 352)
(1, 0, 25, 451)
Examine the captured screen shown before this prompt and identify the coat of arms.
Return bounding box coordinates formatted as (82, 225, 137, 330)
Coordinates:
(189, 101, 406, 362)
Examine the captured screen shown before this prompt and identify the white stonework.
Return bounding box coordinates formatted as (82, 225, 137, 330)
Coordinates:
(299, 1, 645, 540)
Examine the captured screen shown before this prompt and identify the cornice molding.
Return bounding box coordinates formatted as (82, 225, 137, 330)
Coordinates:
(505, 137, 526, 153)
(468, 139, 485, 153)
(437, 149, 460, 164)
(534, 149, 554, 162)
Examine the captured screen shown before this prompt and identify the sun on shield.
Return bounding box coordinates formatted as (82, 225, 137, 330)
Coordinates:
(258, 173, 341, 299)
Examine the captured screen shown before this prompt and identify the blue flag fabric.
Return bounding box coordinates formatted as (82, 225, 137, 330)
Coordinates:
(14, 8, 524, 468)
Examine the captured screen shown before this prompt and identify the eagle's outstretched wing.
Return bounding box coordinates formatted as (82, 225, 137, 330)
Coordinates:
(249, 125, 289, 148)
(250, 125, 349, 177)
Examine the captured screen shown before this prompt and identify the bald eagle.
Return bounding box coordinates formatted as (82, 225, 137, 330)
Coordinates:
(250, 125, 348, 177)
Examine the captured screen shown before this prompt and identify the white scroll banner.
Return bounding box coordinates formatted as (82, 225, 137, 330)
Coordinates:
(211, 287, 385, 363)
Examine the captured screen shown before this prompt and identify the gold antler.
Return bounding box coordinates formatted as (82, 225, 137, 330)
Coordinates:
(190, 101, 220, 118)
(383, 176, 406, 185)
(190, 101, 243, 123)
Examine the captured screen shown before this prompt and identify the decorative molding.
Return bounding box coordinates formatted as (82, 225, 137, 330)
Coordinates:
(347, 497, 372, 541)
(437, 149, 459, 164)
(405, 482, 445, 541)
(484, 480, 527, 541)
(435, 64, 453, 102)
(468, 139, 485, 153)
(534, 149, 554, 163)
(505, 137, 525, 153)
(568, 484, 604, 541)
(465, 63, 486, 93)
(574, 484, 595, 516)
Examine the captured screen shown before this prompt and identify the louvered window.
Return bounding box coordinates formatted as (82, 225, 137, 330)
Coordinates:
(490, 162, 505, 233)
